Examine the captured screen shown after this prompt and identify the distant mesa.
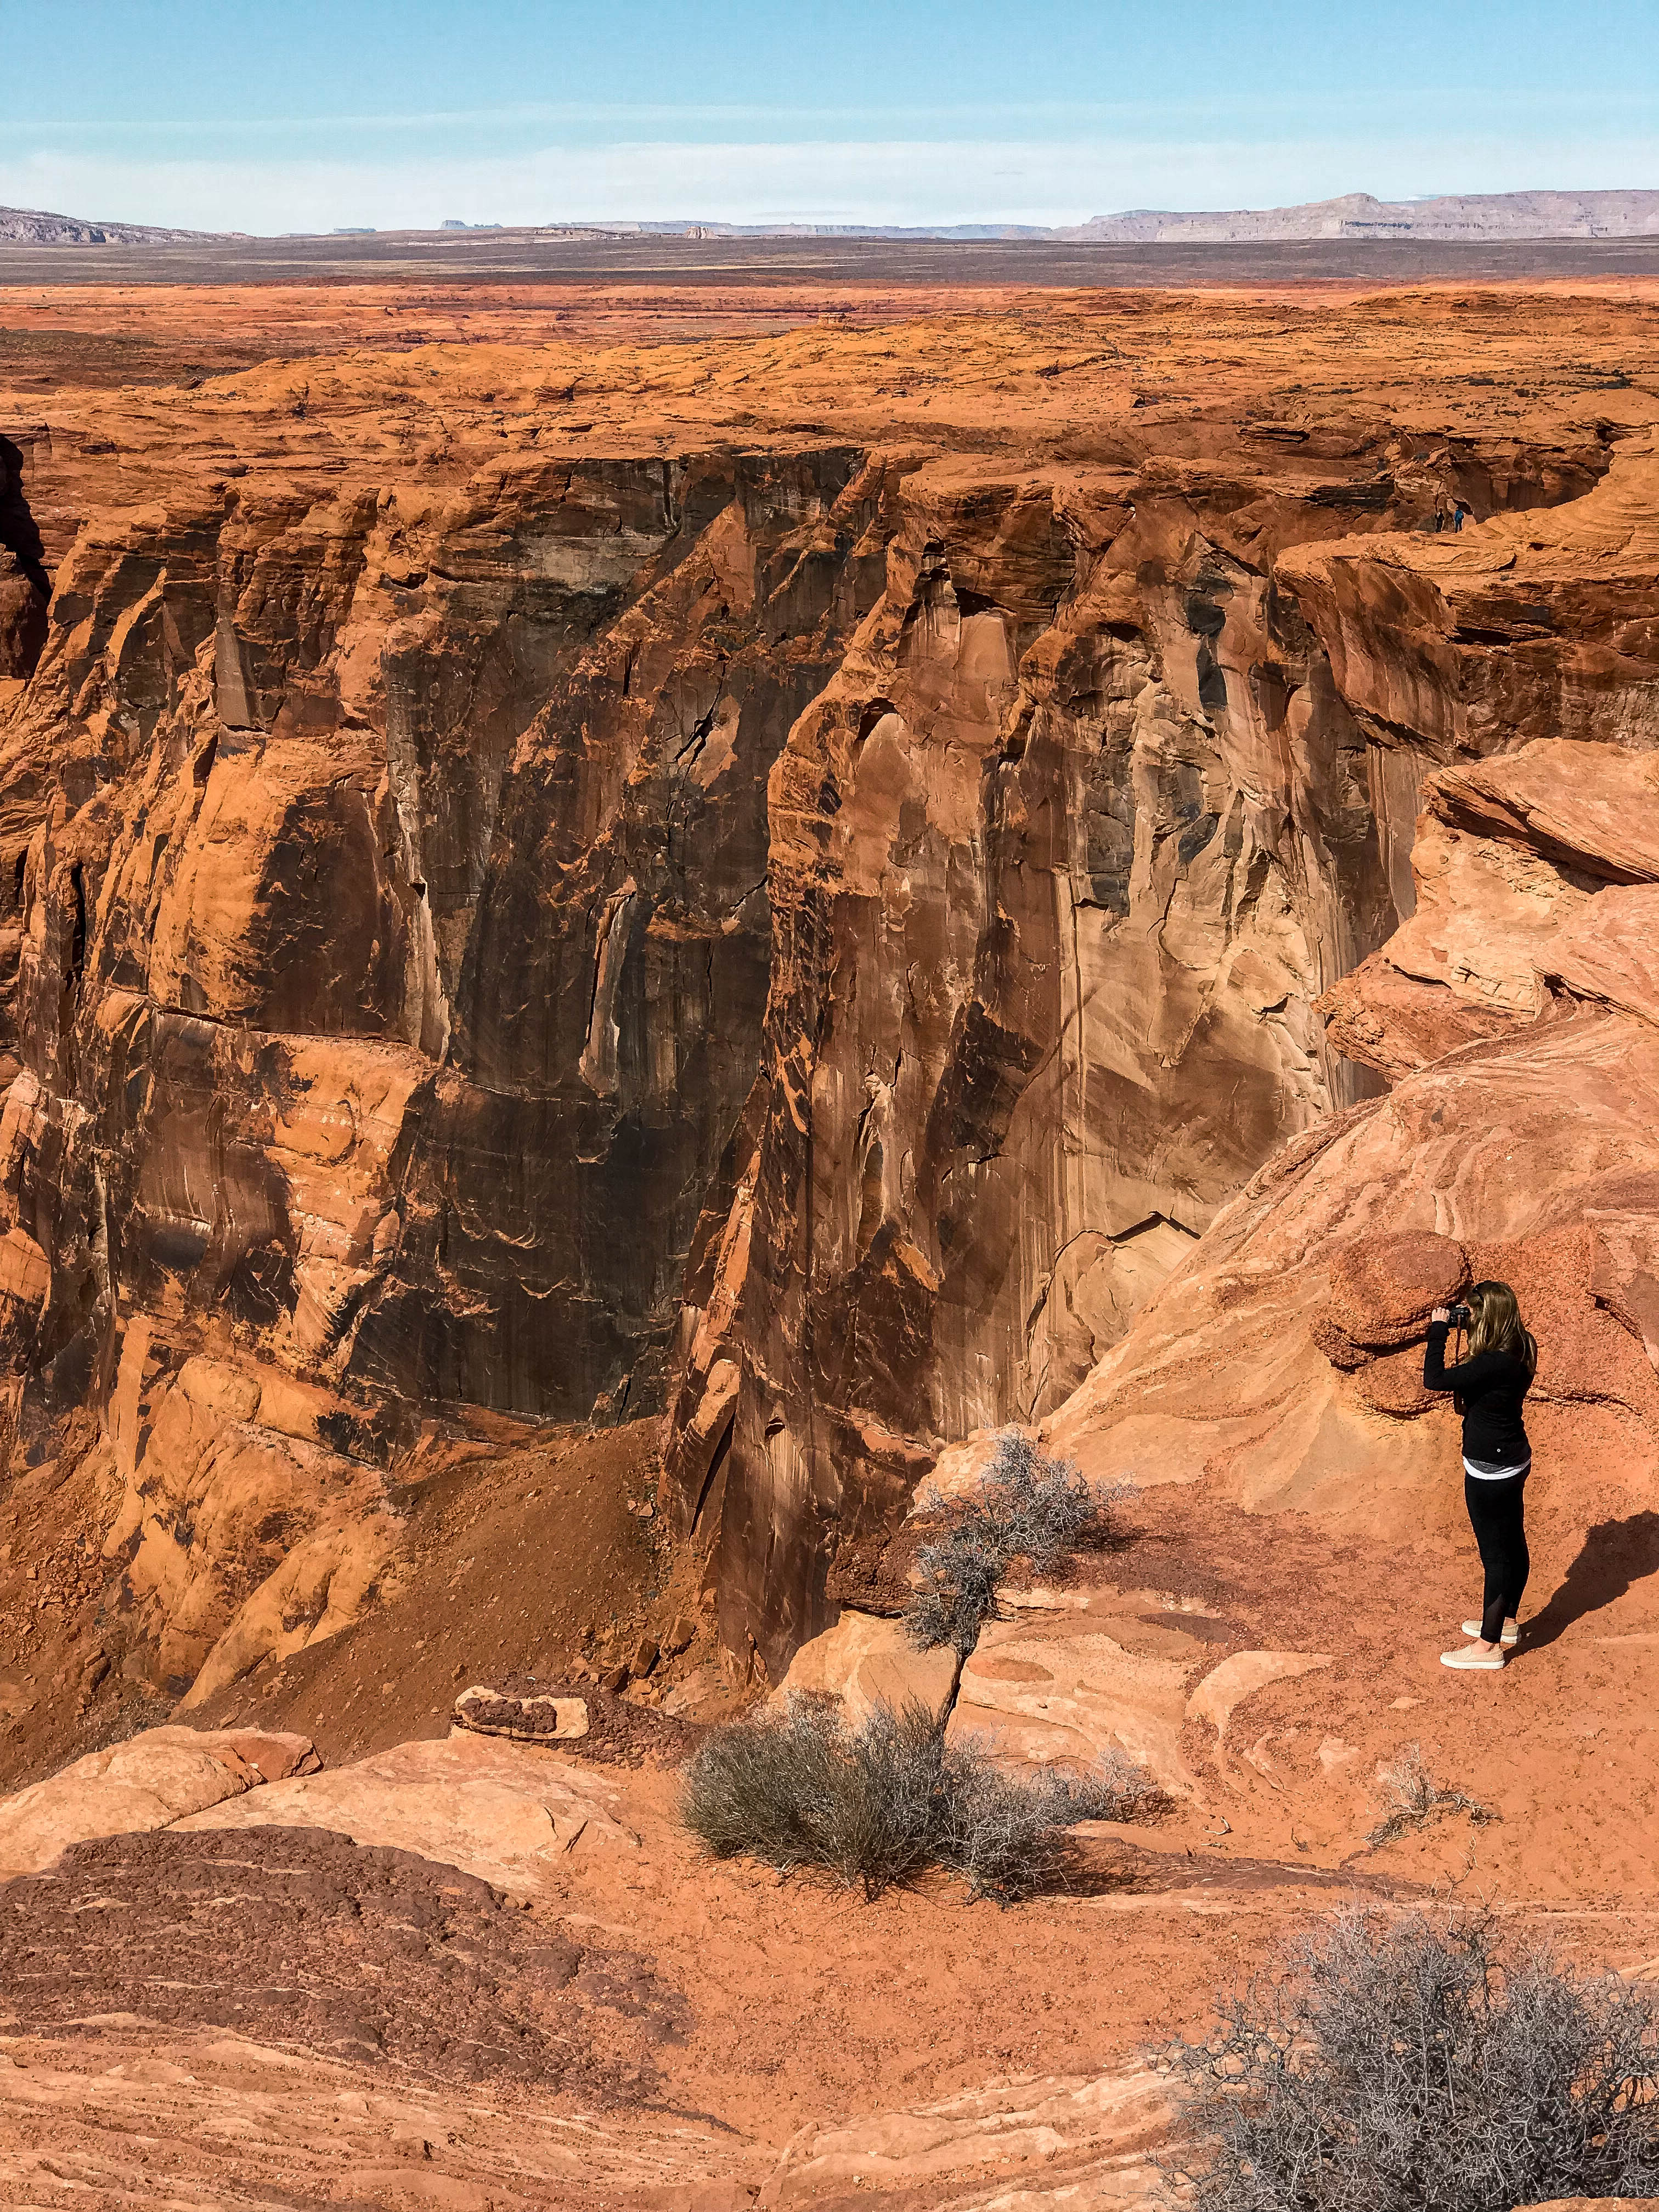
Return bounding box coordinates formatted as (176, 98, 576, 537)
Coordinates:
(0, 203, 241, 246)
(1056, 189, 1659, 243)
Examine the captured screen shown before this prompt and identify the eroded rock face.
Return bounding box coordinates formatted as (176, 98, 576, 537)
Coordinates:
(671, 437, 1659, 1679)
(1318, 737, 1659, 1079)
(1045, 734, 1659, 1534)
(0, 437, 885, 1694)
(1, 301, 1655, 1693)
(6, 447, 878, 1398)
(0, 433, 49, 683)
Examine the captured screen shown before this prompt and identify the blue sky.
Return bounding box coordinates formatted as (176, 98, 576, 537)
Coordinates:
(3, 0, 1656, 232)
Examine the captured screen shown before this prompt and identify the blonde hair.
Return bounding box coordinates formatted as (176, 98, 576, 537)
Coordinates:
(1465, 1279, 1537, 1377)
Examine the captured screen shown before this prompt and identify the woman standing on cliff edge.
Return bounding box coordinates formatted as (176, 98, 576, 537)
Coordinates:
(1425, 1282, 1538, 1671)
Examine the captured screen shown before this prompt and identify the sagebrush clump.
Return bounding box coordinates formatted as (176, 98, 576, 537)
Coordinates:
(1167, 1908, 1659, 2212)
(681, 1429, 1145, 1902)
(682, 1693, 1152, 1902)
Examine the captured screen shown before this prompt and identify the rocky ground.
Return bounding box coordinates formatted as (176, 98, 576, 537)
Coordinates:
(2, 1477, 1657, 2208)
(2, 269, 1658, 2206)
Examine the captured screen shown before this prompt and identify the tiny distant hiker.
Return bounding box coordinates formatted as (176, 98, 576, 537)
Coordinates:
(1425, 1281, 1537, 1671)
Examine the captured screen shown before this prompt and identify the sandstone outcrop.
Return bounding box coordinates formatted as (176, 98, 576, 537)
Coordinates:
(778, 1589, 1330, 1796)
(0, 286, 1654, 1702)
(176, 1726, 639, 1892)
(758, 2066, 1169, 2209)
(0, 1712, 629, 1897)
(1044, 732, 1659, 1537)
(1319, 737, 1659, 1077)
(0, 1722, 316, 1877)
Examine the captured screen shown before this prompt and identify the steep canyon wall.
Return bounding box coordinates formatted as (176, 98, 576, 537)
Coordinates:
(0, 290, 1652, 1696)
(667, 433, 1658, 1674)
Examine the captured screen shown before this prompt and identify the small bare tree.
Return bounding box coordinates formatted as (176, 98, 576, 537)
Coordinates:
(906, 1430, 1130, 1720)
(680, 1434, 1147, 1904)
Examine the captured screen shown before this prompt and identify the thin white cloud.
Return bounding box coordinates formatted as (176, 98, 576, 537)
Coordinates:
(3, 133, 1656, 234)
(13, 87, 1656, 138)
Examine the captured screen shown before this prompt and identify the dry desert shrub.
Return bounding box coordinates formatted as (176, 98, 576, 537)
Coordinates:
(681, 1692, 1153, 1904)
(1365, 1742, 1497, 1849)
(1166, 1908, 1659, 2212)
(682, 1432, 1148, 1903)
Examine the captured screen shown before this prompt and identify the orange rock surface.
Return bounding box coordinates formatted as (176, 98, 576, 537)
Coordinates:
(1046, 729, 1659, 1527)
(2, 274, 1659, 2207)
(2, 279, 1657, 1703)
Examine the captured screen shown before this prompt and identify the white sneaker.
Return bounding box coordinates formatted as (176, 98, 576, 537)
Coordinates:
(1462, 1618, 1519, 1646)
(1441, 1644, 1505, 1670)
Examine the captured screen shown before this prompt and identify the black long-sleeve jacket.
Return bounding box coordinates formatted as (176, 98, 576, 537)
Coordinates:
(1423, 1321, 1532, 1466)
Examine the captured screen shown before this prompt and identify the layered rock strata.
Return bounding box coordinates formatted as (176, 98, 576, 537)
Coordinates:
(670, 437, 1659, 1677)
(0, 440, 885, 1691)
(1044, 730, 1659, 1538)
(0, 294, 1654, 1694)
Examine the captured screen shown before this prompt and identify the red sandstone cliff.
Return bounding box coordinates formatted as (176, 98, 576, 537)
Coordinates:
(1043, 723, 1659, 1541)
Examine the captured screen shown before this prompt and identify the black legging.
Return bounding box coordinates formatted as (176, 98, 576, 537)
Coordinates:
(1465, 1471, 1530, 1644)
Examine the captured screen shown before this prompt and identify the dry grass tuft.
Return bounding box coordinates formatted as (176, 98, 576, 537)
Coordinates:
(1364, 1742, 1497, 1849)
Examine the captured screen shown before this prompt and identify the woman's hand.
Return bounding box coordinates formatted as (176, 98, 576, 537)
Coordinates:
(1430, 1307, 1451, 1324)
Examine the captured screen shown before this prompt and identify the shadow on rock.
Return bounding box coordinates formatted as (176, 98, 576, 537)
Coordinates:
(1522, 1509, 1659, 1651)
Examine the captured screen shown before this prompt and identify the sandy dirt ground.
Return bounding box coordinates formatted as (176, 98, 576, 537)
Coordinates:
(3, 1458, 1658, 2208)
